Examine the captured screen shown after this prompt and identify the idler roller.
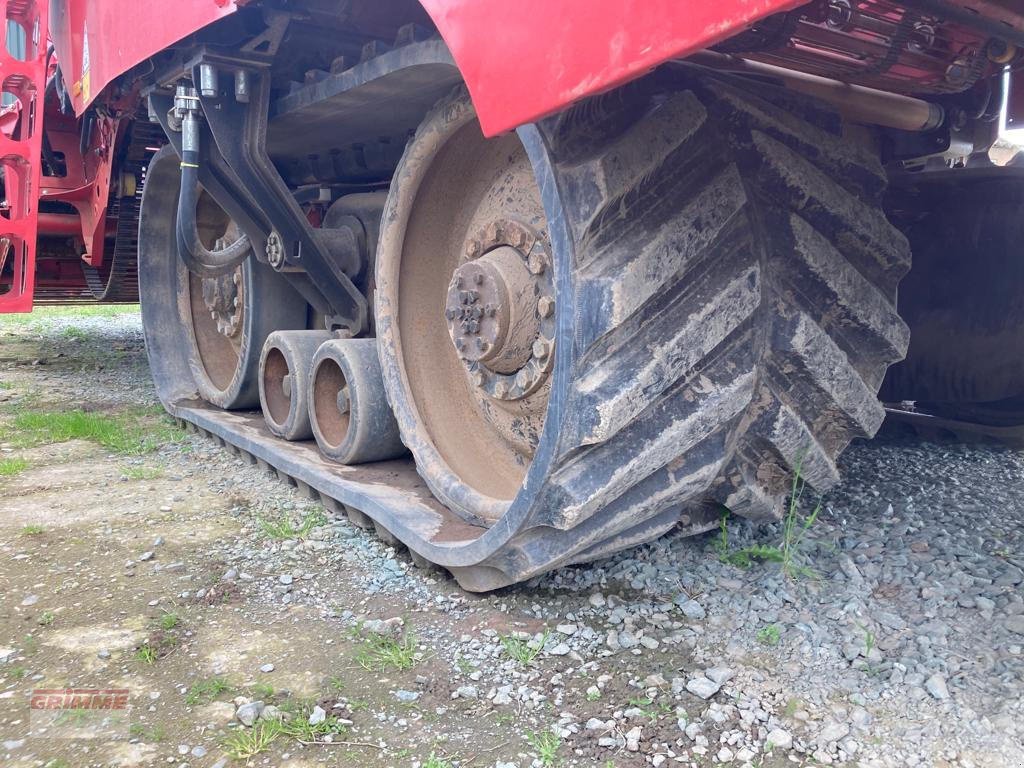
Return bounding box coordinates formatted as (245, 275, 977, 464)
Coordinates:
(259, 330, 334, 440)
(309, 338, 407, 464)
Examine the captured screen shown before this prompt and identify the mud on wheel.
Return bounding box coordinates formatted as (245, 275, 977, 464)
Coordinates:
(376, 70, 910, 588)
(139, 145, 306, 410)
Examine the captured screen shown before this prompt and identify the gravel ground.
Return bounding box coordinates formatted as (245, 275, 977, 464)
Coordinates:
(0, 308, 1022, 768)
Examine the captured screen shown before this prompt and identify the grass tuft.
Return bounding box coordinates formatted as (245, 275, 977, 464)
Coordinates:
(221, 720, 282, 759)
(715, 455, 821, 579)
(528, 729, 561, 767)
(123, 465, 164, 481)
(134, 644, 157, 664)
(185, 676, 232, 706)
(423, 753, 453, 768)
(259, 507, 328, 540)
(757, 624, 781, 647)
(8, 408, 182, 455)
(0, 457, 28, 477)
(355, 633, 419, 672)
(20, 523, 45, 535)
(501, 631, 549, 666)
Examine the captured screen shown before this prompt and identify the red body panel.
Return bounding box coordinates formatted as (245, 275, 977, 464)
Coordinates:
(420, 0, 805, 135)
(50, 0, 239, 116)
(1, 0, 49, 312)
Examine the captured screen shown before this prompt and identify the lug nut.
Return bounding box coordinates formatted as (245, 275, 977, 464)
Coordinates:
(336, 388, 350, 415)
(494, 380, 509, 397)
(527, 253, 547, 275)
(532, 339, 550, 359)
(282, 373, 292, 399)
(537, 296, 555, 318)
(516, 369, 531, 388)
(471, 371, 485, 387)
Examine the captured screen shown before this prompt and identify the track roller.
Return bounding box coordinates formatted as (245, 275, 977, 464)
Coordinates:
(309, 338, 407, 464)
(259, 330, 335, 441)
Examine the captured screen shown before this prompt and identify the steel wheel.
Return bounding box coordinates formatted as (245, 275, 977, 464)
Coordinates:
(376, 90, 555, 524)
(139, 145, 306, 410)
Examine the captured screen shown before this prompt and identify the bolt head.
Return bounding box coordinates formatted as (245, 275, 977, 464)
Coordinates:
(537, 296, 555, 318)
(532, 339, 550, 359)
(515, 369, 531, 388)
(494, 380, 509, 397)
(471, 371, 485, 387)
(527, 253, 547, 275)
(281, 373, 292, 399)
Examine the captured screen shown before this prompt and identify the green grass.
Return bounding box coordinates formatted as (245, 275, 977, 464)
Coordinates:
(222, 720, 282, 759)
(715, 457, 821, 579)
(61, 326, 89, 341)
(757, 624, 781, 647)
(0, 457, 28, 477)
(123, 465, 164, 481)
(20, 523, 45, 535)
(7, 408, 182, 455)
(0, 304, 139, 326)
(37, 611, 55, 627)
(355, 633, 419, 672)
(134, 644, 157, 664)
(128, 723, 167, 742)
(423, 753, 453, 768)
(6, 666, 27, 680)
(185, 676, 232, 706)
(528, 730, 561, 767)
(258, 507, 328, 540)
(501, 631, 549, 666)
(585, 689, 601, 702)
(158, 612, 180, 631)
(249, 682, 275, 699)
(627, 696, 674, 723)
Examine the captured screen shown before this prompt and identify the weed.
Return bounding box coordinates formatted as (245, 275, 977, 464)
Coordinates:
(259, 507, 328, 540)
(0, 457, 28, 477)
(757, 624, 782, 647)
(134, 644, 157, 664)
(423, 753, 453, 768)
(37, 611, 55, 626)
(715, 457, 820, 579)
(22, 634, 38, 654)
(356, 633, 419, 672)
(62, 326, 89, 341)
(128, 723, 167, 742)
(0, 381, 11, 389)
(278, 709, 347, 743)
(779, 461, 821, 579)
(628, 696, 673, 722)
(158, 612, 180, 631)
(501, 631, 549, 666)
(43, 760, 71, 768)
(326, 675, 345, 692)
(8, 408, 182, 455)
(528, 729, 561, 767)
(185, 677, 232, 705)
(783, 698, 801, 718)
(249, 682, 275, 699)
(7, 666, 27, 679)
(586, 689, 601, 702)
(123, 465, 164, 481)
(221, 720, 282, 759)
(20, 523, 45, 535)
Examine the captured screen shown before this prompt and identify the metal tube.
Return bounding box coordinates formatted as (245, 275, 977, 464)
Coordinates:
(37, 213, 115, 238)
(686, 51, 945, 132)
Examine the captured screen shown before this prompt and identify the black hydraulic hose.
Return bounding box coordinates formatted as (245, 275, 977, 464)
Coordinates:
(175, 145, 252, 278)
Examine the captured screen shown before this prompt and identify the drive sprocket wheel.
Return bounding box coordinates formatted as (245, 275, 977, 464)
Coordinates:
(377, 72, 910, 588)
(139, 145, 306, 410)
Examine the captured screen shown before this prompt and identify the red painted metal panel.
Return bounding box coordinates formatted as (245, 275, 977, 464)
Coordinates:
(1, 0, 49, 312)
(420, 0, 805, 136)
(49, 0, 239, 115)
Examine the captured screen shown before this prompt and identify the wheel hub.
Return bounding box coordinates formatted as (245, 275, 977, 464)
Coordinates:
(201, 260, 242, 338)
(444, 220, 555, 401)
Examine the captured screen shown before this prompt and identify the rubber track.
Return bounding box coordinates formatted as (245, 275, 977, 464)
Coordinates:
(157, 69, 910, 591)
(83, 120, 164, 301)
